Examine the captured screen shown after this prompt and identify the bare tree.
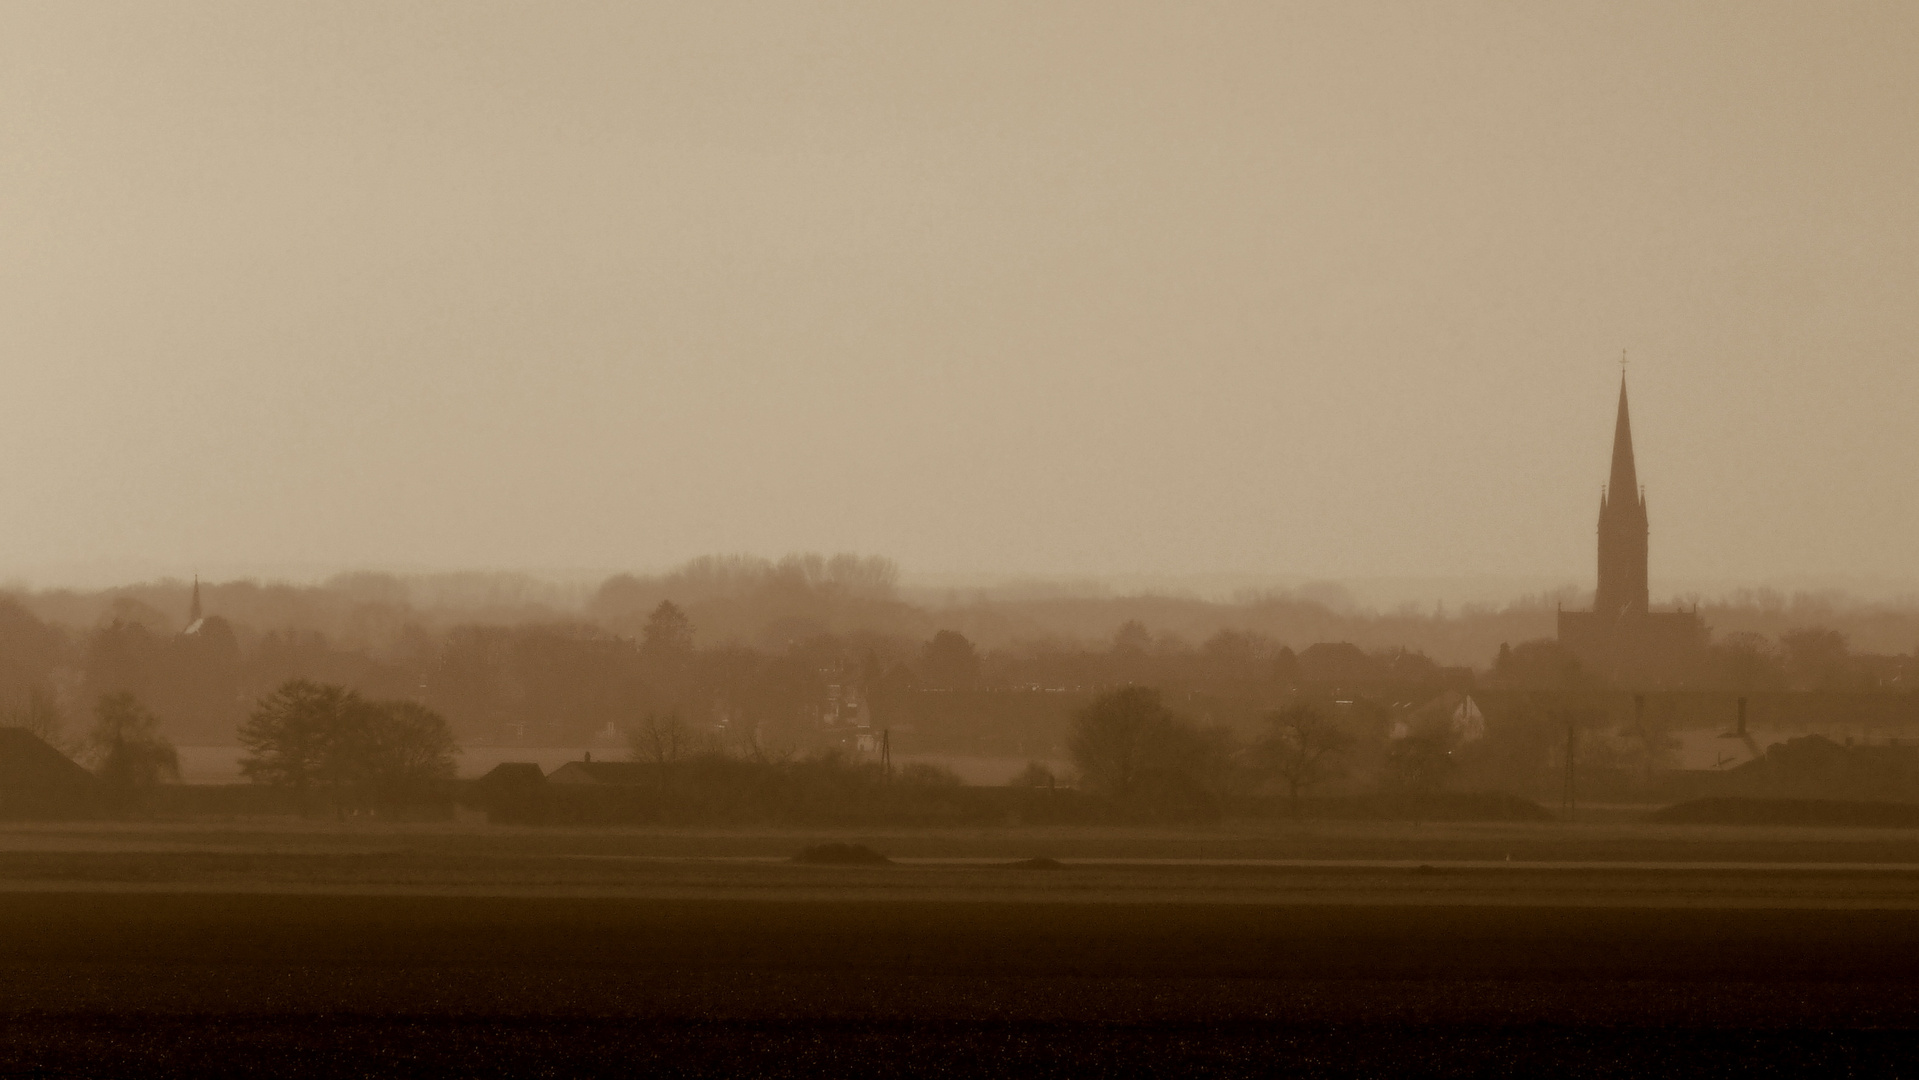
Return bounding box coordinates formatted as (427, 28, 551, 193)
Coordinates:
(1387, 714, 1459, 794)
(1069, 687, 1227, 820)
(630, 711, 692, 767)
(1255, 703, 1353, 812)
(353, 700, 459, 812)
(88, 692, 180, 817)
(640, 601, 696, 668)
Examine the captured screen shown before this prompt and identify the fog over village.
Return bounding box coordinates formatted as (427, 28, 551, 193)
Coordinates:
(4, 4, 1919, 1076)
(6, 546, 1919, 764)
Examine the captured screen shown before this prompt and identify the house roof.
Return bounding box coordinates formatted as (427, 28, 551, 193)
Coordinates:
(475, 762, 546, 788)
(545, 760, 655, 785)
(1298, 642, 1378, 683)
(0, 727, 95, 819)
(0, 728, 91, 786)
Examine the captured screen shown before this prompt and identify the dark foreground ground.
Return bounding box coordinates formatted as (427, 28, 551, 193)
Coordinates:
(5, 821, 1919, 1076)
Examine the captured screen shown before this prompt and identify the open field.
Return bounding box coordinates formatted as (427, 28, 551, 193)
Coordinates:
(6, 819, 1919, 1075)
(15, 814, 1919, 864)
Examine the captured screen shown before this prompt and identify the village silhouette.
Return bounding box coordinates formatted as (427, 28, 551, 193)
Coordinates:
(3, 375, 1914, 826)
(5, 377, 1919, 1077)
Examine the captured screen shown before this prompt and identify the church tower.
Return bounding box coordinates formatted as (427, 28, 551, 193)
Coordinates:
(1557, 373, 1702, 684)
(1594, 378, 1649, 617)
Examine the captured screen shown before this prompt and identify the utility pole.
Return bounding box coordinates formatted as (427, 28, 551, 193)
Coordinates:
(1634, 693, 1651, 789)
(1562, 719, 1578, 821)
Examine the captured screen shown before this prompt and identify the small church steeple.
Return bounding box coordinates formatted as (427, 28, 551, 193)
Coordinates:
(188, 576, 203, 626)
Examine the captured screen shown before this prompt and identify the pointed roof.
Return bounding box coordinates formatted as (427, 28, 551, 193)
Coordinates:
(547, 760, 654, 785)
(0, 727, 96, 819)
(1608, 376, 1638, 500)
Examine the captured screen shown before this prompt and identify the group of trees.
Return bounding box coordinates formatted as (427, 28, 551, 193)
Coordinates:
(1061, 680, 1746, 820)
(238, 681, 457, 815)
(6, 678, 455, 819)
(0, 686, 183, 816)
(1707, 628, 1904, 692)
(1066, 688, 1372, 821)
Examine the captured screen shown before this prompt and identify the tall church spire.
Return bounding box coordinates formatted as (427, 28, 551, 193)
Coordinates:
(1609, 376, 1638, 499)
(1595, 375, 1649, 617)
(1556, 365, 1705, 683)
(189, 576, 202, 625)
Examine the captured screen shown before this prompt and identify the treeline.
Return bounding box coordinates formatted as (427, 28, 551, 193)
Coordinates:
(0, 595, 1466, 749)
(1066, 686, 1574, 818)
(17, 560, 1919, 665)
(24, 678, 459, 821)
(474, 685, 1562, 827)
(1489, 628, 1917, 693)
(1, 555, 1914, 748)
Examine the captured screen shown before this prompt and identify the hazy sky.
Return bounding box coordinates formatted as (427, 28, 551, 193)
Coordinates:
(2, 3, 1915, 592)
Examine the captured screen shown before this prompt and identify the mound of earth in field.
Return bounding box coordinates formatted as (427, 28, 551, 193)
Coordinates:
(1650, 796, 1919, 828)
(792, 843, 892, 865)
(1291, 792, 1553, 822)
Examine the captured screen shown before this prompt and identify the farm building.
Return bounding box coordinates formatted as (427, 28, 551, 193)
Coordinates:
(0, 727, 96, 819)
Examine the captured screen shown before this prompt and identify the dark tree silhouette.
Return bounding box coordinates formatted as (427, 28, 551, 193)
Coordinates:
(239, 679, 352, 798)
(1200, 629, 1267, 683)
(1708, 631, 1788, 691)
(921, 630, 981, 689)
(1071, 687, 1172, 800)
(88, 692, 179, 817)
(347, 699, 459, 810)
(640, 601, 696, 667)
(1782, 628, 1851, 690)
(1255, 703, 1353, 811)
(630, 711, 695, 766)
(1387, 715, 1460, 793)
(1068, 686, 1224, 820)
(240, 679, 456, 815)
(1111, 620, 1152, 656)
(1270, 645, 1301, 686)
